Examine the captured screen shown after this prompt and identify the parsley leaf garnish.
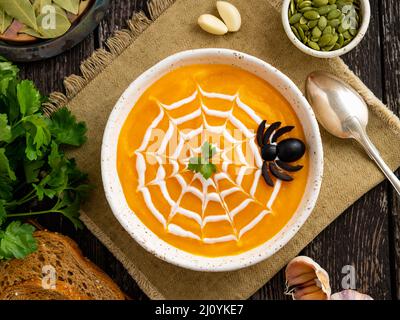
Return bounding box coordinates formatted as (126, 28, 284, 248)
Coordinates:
(50, 107, 87, 147)
(0, 57, 89, 260)
(0, 221, 37, 260)
(187, 142, 217, 179)
(17, 80, 41, 116)
(0, 114, 11, 142)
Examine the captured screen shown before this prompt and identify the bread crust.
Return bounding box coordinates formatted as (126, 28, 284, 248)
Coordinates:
(0, 231, 125, 300)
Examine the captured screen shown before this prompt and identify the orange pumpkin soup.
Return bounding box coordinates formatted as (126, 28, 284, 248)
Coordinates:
(117, 64, 309, 257)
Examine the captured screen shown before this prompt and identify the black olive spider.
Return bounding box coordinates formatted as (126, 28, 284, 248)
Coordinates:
(256, 120, 306, 187)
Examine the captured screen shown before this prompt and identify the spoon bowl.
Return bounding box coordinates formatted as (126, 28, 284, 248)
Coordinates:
(306, 71, 368, 139)
(306, 71, 400, 195)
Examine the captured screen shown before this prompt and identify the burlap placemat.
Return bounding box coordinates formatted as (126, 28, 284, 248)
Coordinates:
(45, 0, 400, 299)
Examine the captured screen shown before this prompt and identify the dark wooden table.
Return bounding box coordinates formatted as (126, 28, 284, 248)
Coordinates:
(18, 0, 400, 300)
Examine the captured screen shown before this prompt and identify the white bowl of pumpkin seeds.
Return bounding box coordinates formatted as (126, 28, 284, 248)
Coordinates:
(282, 0, 370, 58)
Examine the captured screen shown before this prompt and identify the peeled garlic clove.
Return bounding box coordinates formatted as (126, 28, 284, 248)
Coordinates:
(198, 14, 228, 35)
(285, 256, 331, 300)
(216, 1, 241, 32)
(331, 290, 373, 300)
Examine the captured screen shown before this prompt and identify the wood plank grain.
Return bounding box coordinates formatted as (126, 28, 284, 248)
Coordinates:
(381, 0, 400, 300)
(251, 0, 392, 300)
(19, 35, 95, 94)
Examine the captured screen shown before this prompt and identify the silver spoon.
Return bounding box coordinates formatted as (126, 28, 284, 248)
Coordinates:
(306, 71, 400, 195)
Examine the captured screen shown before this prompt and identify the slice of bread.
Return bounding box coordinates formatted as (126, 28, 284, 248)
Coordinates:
(0, 231, 125, 300)
(0, 280, 90, 300)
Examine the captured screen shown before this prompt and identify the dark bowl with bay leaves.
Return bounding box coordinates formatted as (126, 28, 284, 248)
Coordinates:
(0, 0, 110, 62)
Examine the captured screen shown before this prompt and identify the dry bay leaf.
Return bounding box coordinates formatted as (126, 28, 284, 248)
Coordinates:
(19, 25, 44, 38)
(78, 0, 91, 15)
(0, 9, 12, 33)
(37, 4, 71, 38)
(53, 0, 80, 15)
(0, 19, 36, 42)
(0, 0, 38, 30)
(32, 0, 52, 16)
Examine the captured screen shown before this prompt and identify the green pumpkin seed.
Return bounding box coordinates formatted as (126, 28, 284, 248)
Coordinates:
(338, 25, 346, 33)
(303, 10, 320, 20)
(338, 33, 344, 46)
(323, 25, 332, 34)
(290, 0, 296, 15)
(300, 16, 309, 24)
(312, 0, 328, 7)
(299, 1, 312, 9)
(308, 40, 320, 50)
(296, 24, 306, 40)
(327, 8, 341, 19)
(333, 43, 341, 50)
(341, 15, 352, 30)
(328, 18, 340, 27)
(312, 26, 322, 39)
(318, 16, 327, 29)
(290, 13, 302, 24)
(343, 38, 352, 46)
(343, 30, 352, 39)
(318, 33, 333, 47)
(336, 0, 352, 10)
(328, 0, 337, 4)
(317, 5, 331, 15)
(349, 28, 358, 36)
(308, 20, 318, 28)
(299, 23, 310, 30)
(322, 43, 336, 51)
(328, 34, 339, 45)
(300, 7, 314, 13)
(291, 26, 300, 39)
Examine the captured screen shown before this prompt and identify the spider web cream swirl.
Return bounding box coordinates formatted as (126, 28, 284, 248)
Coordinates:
(135, 86, 282, 244)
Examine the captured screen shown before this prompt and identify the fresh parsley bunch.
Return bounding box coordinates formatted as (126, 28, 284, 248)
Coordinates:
(0, 57, 89, 260)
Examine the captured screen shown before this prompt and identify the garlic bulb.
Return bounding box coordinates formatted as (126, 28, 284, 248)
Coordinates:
(285, 256, 331, 300)
(331, 290, 373, 300)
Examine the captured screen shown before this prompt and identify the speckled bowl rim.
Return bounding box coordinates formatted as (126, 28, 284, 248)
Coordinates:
(281, 0, 371, 59)
(101, 49, 324, 272)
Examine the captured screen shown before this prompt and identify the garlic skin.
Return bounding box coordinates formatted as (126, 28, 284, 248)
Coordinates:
(216, 1, 242, 32)
(331, 290, 373, 300)
(198, 14, 228, 35)
(285, 256, 331, 300)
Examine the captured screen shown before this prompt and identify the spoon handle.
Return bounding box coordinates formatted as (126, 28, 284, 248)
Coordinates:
(345, 117, 400, 196)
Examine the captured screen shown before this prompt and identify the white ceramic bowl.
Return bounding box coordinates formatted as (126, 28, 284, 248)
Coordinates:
(101, 49, 324, 272)
(282, 0, 371, 58)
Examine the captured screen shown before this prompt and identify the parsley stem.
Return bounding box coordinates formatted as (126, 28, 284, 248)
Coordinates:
(7, 210, 61, 218)
(5, 190, 37, 207)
